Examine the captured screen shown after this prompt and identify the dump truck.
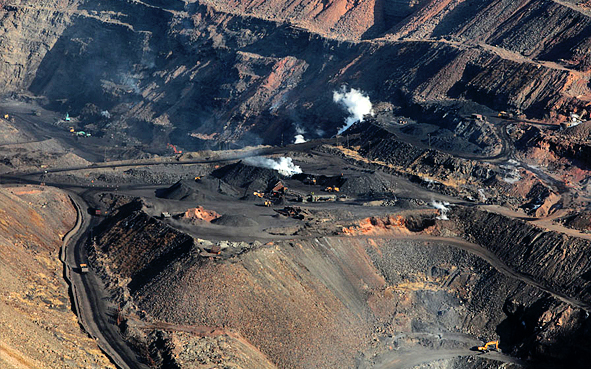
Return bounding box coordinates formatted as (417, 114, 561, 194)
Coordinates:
(324, 186, 340, 192)
(79, 263, 89, 274)
(90, 208, 108, 216)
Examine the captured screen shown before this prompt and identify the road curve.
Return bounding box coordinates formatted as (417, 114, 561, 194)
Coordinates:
(387, 235, 591, 312)
(62, 192, 150, 369)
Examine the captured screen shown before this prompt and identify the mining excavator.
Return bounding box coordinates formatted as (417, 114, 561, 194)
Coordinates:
(167, 143, 182, 154)
(472, 340, 499, 353)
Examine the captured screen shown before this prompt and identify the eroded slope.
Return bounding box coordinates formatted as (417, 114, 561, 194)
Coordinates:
(0, 185, 114, 369)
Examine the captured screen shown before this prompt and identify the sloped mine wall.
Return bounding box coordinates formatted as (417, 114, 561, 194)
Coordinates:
(451, 207, 591, 304)
(1, 1, 590, 148)
(90, 203, 591, 367)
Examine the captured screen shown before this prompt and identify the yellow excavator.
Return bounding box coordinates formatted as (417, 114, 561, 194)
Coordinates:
(474, 341, 499, 353)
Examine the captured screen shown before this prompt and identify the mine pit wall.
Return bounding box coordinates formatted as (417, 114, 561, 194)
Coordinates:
(2, 0, 590, 148)
(448, 207, 591, 365)
(91, 200, 195, 294)
(87, 203, 591, 367)
(450, 207, 591, 303)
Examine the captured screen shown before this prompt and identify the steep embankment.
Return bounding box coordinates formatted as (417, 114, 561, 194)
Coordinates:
(0, 0, 590, 149)
(452, 207, 591, 305)
(89, 203, 591, 367)
(0, 185, 114, 369)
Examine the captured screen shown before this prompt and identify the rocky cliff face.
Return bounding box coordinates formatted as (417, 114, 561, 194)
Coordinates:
(1, 0, 591, 149)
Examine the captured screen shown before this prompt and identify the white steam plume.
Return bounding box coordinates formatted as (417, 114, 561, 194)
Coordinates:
(294, 134, 307, 144)
(333, 86, 374, 134)
(244, 156, 302, 176)
(431, 200, 450, 220)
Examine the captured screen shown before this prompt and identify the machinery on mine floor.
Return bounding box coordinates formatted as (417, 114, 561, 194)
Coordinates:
(79, 263, 89, 274)
(472, 340, 499, 353)
(167, 143, 182, 154)
(264, 200, 272, 207)
(324, 186, 340, 192)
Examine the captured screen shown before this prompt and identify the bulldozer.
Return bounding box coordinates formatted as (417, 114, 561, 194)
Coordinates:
(473, 341, 499, 353)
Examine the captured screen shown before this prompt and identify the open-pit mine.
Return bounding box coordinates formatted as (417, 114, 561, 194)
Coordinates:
(2, 1, 591, 368)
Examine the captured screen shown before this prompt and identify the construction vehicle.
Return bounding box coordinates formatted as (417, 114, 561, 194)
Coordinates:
(167, 143, 182, 154)
(253, 191, 265, 198)
(90, 208, 108, 216)
(324, 186, 340, 192)
(79, 263, 89, 274)
(194, 176, 201, 181)
(3, 114, 8, 119)
(65, 113, 70, 121)
(498, 111, 513, 119)
(69, 127, 75, 133)
(264, 200, 272, 207)
(473, 341, 499, 353)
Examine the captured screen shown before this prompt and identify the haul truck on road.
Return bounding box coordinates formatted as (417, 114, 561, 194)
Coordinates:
(79, 263, 89, 274)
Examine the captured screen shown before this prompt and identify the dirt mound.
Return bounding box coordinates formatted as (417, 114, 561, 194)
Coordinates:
(183, 207, 221, 223)
(211, 214, 259, 227)
(212, 161, 283, 191)
(156, 178, 239, 201)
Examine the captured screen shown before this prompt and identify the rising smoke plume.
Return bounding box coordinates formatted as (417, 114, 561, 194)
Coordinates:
(431, 200, 451, 220)
(294, 134, 307, 144)
(244, 156, 303, 176)
(333, 86, 374, 134)
(293, 125, 307, 144)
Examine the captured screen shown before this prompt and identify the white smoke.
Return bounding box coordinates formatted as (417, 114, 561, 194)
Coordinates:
(294, 134, 307, 144)
(294, 125, 307, 144)
(432, 200, 451, 220)
(244, 156, 303, 176)
(333, 86, 374, 134)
